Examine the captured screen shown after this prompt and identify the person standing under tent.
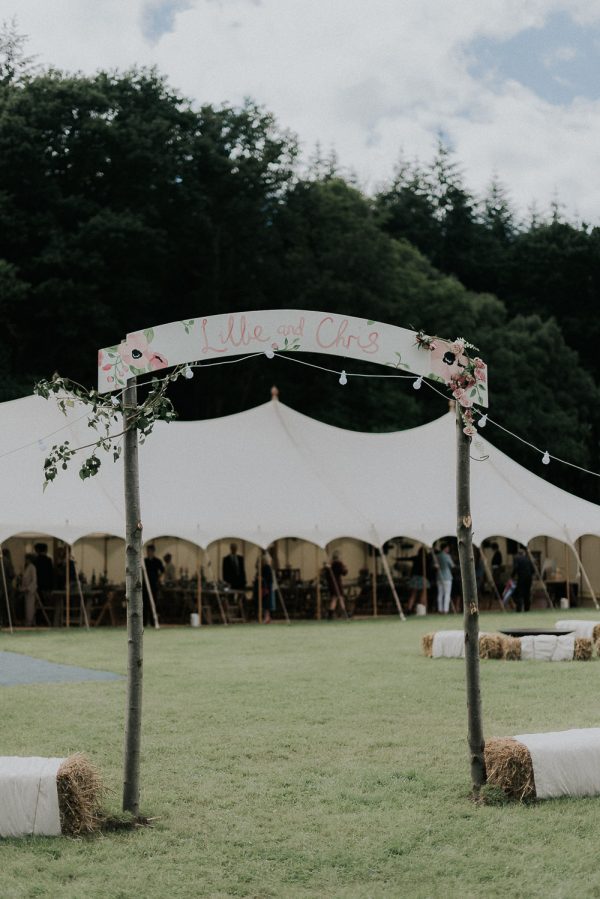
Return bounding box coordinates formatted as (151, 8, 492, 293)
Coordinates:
(163, 553, 176, 585)
(33, 542, 55, 624)
(406, 548, 429, 613)
(435, 543, 454, 614)
(253, 550, 275, 623)
(490, 542, 503, 590)
(22, 553, 38, 627)
(143, 544, 164, 626)
(512, 546, 535, 612)
(222, 542, 247, 591)
(326, 550, 348, 620)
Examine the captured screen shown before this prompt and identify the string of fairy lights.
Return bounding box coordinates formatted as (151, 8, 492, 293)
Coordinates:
(3, 348, 600, 481)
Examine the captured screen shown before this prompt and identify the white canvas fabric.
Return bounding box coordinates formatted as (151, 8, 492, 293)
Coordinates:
(0, 394, 599, 548)
(520, 634, 575, 661)
(432, 630, 465, 658)
(515, 729, 600, 799)
(555, 620, 599, 639)
(0, 756, 65, 837)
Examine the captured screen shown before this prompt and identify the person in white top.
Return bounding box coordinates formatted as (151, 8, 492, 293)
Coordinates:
(22, 553, 38, 627)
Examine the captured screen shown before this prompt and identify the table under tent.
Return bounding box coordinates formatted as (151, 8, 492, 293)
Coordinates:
(0, 392, 599, 627)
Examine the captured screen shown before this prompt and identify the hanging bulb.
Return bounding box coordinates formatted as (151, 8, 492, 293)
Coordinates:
(110, 395, 120, 407)
(339, 370, 348, 386)
(183, 365, 194, 379)
(265, 348, 275, 359)
(478, 414, 487, 428)
(413, 376, 423, 390)
(542, 451, 550, 465)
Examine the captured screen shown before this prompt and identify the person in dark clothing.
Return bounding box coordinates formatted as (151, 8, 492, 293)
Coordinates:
(406, 549, 430, 612)
(512, 547, 535, 612)
(253, 551, 275, 623)
(33, 542, 57, 625)
(222, 542, 247, 591)
(490, 541, 503, 591)
(143, 544, 164, 626)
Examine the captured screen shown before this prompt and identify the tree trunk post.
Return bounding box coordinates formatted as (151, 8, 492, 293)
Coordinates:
(122, 378, 144, 815)
(456, 405, 486, 794)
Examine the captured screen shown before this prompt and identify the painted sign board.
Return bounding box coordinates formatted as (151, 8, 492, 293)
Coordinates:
(97, 309, 488, 407)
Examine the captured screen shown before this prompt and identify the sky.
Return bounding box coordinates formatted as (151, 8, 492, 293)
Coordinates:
(3, 0, 600, 220)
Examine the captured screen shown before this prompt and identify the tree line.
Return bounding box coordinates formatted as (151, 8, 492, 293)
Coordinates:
(0, 41, 598, 501)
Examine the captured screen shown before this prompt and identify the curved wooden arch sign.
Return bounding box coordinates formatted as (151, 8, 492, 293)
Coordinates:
(97, 309, 488, 407)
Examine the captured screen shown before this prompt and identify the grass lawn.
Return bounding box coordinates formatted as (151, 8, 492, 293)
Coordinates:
(2, 610, 600, 898)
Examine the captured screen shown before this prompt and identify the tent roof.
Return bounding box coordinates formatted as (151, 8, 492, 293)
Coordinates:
(0, 394, 599, 547)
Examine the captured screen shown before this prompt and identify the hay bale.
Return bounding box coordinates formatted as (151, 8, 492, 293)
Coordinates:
(593, 624, 600, 644)
(484, 737, 536, 802)
(56, 753, 103, 835)
(502, 636, 522, 660)
(574, 637, 593, 661)
(479, 633, 504, 659)
(421, 633, 434, 657)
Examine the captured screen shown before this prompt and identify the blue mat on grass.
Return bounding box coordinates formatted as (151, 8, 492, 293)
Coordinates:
(0, 651, 123, 686)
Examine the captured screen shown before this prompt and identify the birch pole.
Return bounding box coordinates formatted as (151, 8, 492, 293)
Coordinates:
(456, 405, 486, 794)
(122, 378, 144, 816)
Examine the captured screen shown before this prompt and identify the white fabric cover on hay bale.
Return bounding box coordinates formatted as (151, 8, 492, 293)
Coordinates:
(0, 757, 65, 837)
(520, 634, 575, 661)
(432, 630, 465, 658)
(515, 729, 600, 799)
(556, 620, 600, 640)
(0, 754, 101, 837)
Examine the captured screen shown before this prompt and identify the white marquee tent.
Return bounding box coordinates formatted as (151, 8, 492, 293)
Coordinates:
(1, 393, 599, 550)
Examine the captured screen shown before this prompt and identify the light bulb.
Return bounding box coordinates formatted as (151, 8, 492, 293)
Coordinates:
(339, 370, 348, 386)
(265, 348, 275, 359)
(110, 395, 120, 406)
(183, 365, 194, 379)
(542, 451, 550, 465)
(478, 414, 487, 428)
(413, 376, 423, 390)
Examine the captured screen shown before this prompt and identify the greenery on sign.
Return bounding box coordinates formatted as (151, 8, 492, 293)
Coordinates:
(34, 369, 184, 487)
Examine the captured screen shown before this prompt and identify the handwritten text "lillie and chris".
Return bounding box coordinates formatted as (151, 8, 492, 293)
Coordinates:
(199, 315, 380, 354)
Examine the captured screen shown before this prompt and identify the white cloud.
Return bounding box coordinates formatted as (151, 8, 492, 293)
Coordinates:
(2, 0, 600, 217)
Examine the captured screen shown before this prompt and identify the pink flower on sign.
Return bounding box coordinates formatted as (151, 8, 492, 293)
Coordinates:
(451, 339, 465, 356)
(119, 333, 151, 366)
(473, 357, 485, 369)
(453, 388, 473, 408)
(148, 353, 168, 371)
(118, 332, 168, 374)
(463, 425, 477, 437)
(475, 367, 486, 383)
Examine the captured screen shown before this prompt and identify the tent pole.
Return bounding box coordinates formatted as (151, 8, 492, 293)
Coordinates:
(480, 550, 504, 612)
(371, 548, 377, 617)
(379, 547, 406, 621)
(65, 544, 71, 628)
(141, 561, 160, 630)
(270, 562, 291, 625)
(325, 558, 349, 620)
(420, 544, 427, 610)
(315, 546, 321, 620)
(257, 549, 263, 624)
(196, 547, 202, 626)
(566, 535, 599, 610)
(456, 404, 485, 795)
(0, 544, 13, 634)
(204, 549, 227, 625)
(526, 545, 552, 609)
(70, 555, 90, 630)
(565, 543, 571, 607)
